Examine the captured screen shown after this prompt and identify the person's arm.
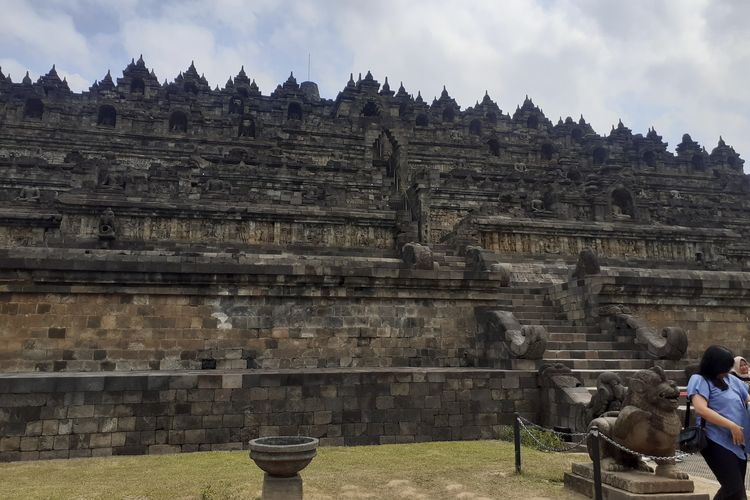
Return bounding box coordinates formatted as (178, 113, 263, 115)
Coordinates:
(692, 394, 744, 445)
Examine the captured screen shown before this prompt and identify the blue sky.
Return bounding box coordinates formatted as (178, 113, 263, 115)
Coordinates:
(3, 0, 750, 169)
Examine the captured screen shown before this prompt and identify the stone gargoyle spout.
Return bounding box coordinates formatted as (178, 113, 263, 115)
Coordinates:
(476, 310, 548, 359)
(600, 305, 687, 361)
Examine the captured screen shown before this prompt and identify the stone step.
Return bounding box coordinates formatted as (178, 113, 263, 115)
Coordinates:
(546, 341, 635, 351)
(510, 311, 566, 320)
(546, 358, 657, 370)
(526, 318, 587, 325)
(545, 350, 648, 360)
(541, 325, 603, 333)
(508, 305, 560, 313)
(515, 318, 571, 326)
(546, 333, 630, 342)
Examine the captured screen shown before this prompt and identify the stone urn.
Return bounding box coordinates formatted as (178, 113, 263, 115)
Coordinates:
(248, 436, 319, 500)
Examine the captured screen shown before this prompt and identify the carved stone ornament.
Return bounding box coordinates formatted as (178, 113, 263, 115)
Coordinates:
(476, 310, 547, 359)
(602, 306, 688, 361)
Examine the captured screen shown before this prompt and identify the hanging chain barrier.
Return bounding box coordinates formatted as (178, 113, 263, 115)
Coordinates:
(513, 414, 694, 461)
(596, 431, 692, 463)
(512, 413, 698, 500)
(516, 416, 590, 452)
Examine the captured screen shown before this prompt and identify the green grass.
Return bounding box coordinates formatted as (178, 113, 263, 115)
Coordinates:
(0, 441, 587, 499)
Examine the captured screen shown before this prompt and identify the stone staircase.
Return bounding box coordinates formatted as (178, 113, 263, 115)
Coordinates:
(412, 246, 691, 388)
(509, 284, 690, 387)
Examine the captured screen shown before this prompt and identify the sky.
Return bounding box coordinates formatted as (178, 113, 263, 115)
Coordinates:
(2, 0, 750, 169)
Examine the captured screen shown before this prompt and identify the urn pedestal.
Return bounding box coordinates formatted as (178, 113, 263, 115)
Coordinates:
(248, 436, 319, 500)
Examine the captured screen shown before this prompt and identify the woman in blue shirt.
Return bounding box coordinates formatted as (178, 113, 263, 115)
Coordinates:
(688, 345, 750, 500)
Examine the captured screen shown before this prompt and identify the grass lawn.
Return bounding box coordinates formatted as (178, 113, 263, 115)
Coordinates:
(0, 441, 587, 499)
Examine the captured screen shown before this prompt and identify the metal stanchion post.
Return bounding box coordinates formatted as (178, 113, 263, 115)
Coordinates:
(591, 425, 603, 500)
(513, 412, 521, 474)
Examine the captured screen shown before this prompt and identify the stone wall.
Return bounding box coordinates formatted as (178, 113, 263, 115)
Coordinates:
(549, 269, 750, 359)
(0, 368, 538, 461)
(0, 247, 511, 373)
(0, 293, 486, 372)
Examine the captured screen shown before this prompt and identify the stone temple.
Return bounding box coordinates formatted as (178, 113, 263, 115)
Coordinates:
(0, 57, 748, 460)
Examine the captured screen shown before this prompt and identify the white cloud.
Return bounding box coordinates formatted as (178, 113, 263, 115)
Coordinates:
(0, 0, 91, 69)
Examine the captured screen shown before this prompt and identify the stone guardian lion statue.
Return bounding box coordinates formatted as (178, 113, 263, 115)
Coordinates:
(587, 366, 687, 479)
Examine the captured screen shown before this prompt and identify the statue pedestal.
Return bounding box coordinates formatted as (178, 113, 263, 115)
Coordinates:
(564, 462, 709, 499)
(262, 473, 303, 500)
